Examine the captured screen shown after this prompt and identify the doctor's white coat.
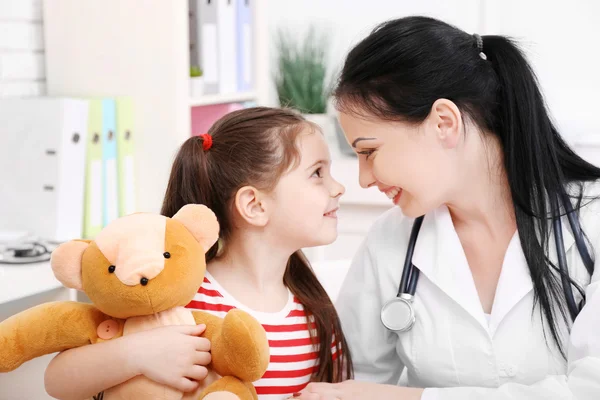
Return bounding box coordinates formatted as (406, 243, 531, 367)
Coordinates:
(336, 187, 600, 400)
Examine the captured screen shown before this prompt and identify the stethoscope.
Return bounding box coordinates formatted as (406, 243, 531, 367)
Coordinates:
(0, 240, 52, 264)
(380, 195, 595, 332)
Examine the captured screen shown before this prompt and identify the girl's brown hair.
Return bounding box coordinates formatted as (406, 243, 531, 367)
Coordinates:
(161, 107, 353, 382)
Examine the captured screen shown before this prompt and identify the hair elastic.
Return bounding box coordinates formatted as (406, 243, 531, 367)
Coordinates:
(200, 133, 213, 151)
(473, 33, 487, 60)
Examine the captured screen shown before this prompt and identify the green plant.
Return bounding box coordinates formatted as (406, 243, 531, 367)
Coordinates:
(274, 26, 331, 114)
(190, 65, 203, 78)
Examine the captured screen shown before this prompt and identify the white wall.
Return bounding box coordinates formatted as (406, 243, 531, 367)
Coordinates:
(267, 0, 481, 73)
(0, 0, 45, 97)
(267, 0, 600, 141)
(2, 0, 597, 135)
(482, 0, 600, 141)
(266, 0, 480, 107)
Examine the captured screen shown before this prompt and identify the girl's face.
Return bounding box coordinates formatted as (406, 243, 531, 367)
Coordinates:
(267, 128, 345, 250)
(338, 107, 461, 218)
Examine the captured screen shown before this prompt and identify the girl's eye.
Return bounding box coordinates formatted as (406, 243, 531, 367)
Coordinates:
(357, 149, 375, 159)
(312, 167, 322, 178)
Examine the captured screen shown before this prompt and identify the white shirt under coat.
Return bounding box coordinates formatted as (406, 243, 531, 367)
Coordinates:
(336, 185, 600, 399)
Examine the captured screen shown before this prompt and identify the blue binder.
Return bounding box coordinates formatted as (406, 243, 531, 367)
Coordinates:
(101, 98, 119, 227)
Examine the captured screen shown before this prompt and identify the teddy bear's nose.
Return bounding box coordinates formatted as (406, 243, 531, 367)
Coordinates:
(111, 253, 165, 286)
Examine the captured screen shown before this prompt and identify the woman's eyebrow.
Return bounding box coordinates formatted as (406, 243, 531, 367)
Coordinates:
(352, 137, 376, 148)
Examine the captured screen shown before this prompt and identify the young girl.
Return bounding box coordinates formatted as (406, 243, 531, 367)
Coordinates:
(44, 107, 353, 400)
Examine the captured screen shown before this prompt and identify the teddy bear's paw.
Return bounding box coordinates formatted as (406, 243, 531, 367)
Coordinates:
(221, 309, 269, 380)
(200, 376, 257, 400)
(202, 392, 241, 400)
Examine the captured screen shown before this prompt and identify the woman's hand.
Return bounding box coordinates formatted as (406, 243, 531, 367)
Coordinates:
(128, 324, 212, 392)
(290, 380, 424, 400)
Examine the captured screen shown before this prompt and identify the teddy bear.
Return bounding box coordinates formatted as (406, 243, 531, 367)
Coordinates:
(0, 204, 270, 400)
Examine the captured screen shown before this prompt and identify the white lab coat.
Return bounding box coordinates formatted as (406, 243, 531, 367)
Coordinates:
(336, 184, 600, 400)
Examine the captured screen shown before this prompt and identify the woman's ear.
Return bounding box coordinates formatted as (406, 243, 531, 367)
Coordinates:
(427, 98, 462, 149)
(234, 186, 269, 227)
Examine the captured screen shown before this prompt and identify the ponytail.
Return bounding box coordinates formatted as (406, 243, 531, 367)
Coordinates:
(161, 134, 220, 260)
(333, 16, 600, 358)
(284, 251, 354, 382)
(483, 35, 600, 356)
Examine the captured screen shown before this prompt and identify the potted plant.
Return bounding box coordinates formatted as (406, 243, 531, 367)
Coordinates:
(190, 65, 204, 97)
(274, 26, 337, 145)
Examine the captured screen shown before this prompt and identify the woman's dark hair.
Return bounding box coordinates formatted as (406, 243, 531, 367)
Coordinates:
(334, 16, 600, 357)
(161, 107, 353, 382)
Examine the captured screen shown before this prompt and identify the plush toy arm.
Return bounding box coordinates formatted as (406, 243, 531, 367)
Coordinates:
(0, 301, 110, 372)
(192, 309, 269, 382)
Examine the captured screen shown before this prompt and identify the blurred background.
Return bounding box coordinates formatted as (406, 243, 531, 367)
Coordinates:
(0, 0, 598, 398)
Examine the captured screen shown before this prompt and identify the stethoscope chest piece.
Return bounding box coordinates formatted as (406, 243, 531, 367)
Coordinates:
(380, 293, 415, 332)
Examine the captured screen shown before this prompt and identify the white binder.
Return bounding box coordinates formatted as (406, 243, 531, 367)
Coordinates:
(191, 0, 220, 95)
(217, 0, 238, 94)
(0, 97, 89, 242)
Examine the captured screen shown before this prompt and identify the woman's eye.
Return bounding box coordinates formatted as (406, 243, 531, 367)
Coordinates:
(311, 168, 322, 178)
(357, 149, 375, 159)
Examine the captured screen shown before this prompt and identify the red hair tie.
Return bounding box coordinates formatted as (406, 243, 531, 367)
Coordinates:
(200, 133, 213, 151)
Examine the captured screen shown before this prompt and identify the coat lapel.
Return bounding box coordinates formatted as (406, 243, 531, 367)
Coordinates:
(488, 232, 531, 335)
(411, 206, 489, 330)
(489, 214, 575, 335)
(411, 205, 576, 335)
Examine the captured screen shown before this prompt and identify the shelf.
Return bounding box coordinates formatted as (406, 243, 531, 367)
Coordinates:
(189, 91, 257, 107)
(0, 261, 64, 305)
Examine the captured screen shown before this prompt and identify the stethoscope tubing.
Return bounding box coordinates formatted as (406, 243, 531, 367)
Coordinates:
(385, 194, 594, 332)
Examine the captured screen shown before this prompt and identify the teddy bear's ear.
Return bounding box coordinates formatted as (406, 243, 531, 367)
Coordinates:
(50, 240, 91, 290)
(172, 204, 220, 253)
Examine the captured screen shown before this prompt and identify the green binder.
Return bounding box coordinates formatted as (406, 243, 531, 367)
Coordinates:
(115, 97, 136, 217)
(83, 99, 104, 239)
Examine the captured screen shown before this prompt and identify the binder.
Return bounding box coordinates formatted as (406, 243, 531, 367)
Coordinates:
(191, 103, 244, 136)
(83, 99, 104, 239)
(115, 97, 136, 217)
(188, 0, 200, 71)
(196, 0, 220, 94)
(217, 0, 238, 94)
(0, 97, 89, 242)
(101, 98, 119, 227)
(236, 0, 253, 91)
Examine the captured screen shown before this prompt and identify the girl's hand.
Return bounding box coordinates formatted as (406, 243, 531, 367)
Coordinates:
(127, 324, 212, 392)
(290, 380, 424, 400)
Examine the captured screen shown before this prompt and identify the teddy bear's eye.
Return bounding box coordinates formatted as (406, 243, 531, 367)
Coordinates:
(163, 252, 171, 259)
(108, 265, 116, 273)
(140, 277, 148, 286)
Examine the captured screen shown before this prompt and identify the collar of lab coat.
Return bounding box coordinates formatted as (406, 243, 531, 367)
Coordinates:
(411, 205, 575, 335)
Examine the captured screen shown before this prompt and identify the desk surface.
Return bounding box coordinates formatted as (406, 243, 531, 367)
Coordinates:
(0, 261, 63, 305)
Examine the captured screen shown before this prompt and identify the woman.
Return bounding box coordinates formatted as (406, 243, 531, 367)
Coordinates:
(294, 16, 600, 400)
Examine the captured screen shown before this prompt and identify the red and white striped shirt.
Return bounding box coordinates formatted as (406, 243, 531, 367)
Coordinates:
(186, 272, 336, 400)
